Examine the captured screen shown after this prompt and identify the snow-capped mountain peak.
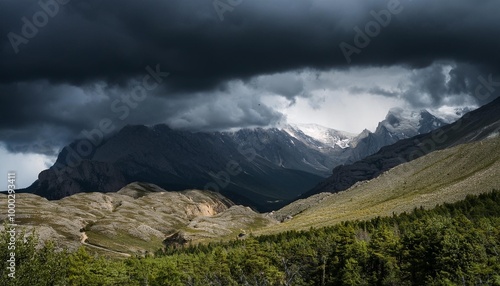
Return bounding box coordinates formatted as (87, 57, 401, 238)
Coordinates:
(378, 108, 447, 140)
(283, 123, 355, 149)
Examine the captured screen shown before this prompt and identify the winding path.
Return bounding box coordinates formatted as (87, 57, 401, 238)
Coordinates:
(80, 232, 131, 257)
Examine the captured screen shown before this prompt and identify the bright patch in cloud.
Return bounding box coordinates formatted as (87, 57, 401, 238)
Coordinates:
(0, 145, 55, 189)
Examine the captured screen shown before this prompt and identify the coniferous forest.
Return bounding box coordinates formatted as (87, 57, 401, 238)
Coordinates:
(2, 190, 500, 286)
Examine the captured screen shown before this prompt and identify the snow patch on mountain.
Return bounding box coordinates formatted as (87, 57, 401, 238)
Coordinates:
(429, 105, 477, 123)
(379, 108, 448, 140)
(283, 123, 356, 149)
(381, 108, 422, 136)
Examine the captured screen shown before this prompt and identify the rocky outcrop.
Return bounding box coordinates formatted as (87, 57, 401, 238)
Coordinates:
(30, 160, 127, 200)
(0, 183, 275, 254)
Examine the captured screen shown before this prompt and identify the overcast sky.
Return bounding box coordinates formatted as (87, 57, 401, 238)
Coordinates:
(1, 0, 500, 187)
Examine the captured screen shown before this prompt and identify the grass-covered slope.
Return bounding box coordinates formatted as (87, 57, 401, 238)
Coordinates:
(260, 136, 500, 234)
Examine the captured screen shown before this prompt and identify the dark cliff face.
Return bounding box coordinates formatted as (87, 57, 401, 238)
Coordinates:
(302, 97, 500, 199)
(29, 161, 127, 200)
(418, 110, 446, 134)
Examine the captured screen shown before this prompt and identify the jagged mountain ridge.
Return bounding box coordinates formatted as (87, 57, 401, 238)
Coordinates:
(301, 97, 500, 199)
(280, 109, 447, 167)
(343, 108, 447, 164)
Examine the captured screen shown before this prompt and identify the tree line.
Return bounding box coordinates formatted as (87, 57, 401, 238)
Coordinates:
(2, 190, 500, 285)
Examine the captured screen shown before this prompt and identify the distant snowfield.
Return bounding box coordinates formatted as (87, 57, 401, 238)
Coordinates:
(430, 105, 477, 123)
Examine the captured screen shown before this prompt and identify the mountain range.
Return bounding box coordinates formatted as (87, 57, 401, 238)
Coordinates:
(23, 108, 452, 211)
(5, 99, 500, 254)
(302, 97, 500, 198)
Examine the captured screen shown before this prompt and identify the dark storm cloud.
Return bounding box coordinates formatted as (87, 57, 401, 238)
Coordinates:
(348, 86, 399, 98)
(249, 72, 307, 105)
(1, 0, 500, 154)
(402, 64, 456, 108)
(0, 79, 283, 154)
(348, 63, 500, 108)
(401, 63, 500, 108)
(2, 0, 500, 87)
(366, 87, 399, 98)
(166, 92, 284, 131)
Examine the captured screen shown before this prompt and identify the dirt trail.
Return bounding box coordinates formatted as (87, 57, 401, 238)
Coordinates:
(80, 232, 131, 257)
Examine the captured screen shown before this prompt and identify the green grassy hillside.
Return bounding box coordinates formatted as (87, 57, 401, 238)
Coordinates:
(258, 136, 500, 234)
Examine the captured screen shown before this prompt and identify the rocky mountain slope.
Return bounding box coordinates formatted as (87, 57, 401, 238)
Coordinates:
(1, 182, 275, 254)
(260, 135, 500, 234)
(25, 126, 331, 211)
(343, 109, 447, 164)
(301, 97, 500, 199)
